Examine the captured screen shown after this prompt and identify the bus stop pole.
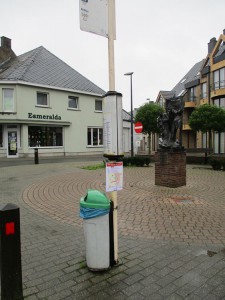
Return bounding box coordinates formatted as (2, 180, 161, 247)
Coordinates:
(108, 0, 118, 264)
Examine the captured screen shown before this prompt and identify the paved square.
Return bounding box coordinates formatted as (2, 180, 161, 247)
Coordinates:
(0, 159, 225, 299)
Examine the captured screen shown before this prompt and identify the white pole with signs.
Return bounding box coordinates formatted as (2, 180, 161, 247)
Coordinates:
(79, 0, 121, 265)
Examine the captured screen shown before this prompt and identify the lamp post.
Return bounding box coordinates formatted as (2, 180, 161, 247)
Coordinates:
(124, 72, 134, 157)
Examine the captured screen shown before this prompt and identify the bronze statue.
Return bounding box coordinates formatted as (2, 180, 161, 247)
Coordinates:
(157, 97, 183, 149)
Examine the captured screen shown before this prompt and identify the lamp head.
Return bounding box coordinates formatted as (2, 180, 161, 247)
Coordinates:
(124, 72, 134, 76)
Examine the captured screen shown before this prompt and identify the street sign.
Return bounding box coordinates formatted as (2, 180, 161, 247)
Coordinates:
(134, 122, 143, 133)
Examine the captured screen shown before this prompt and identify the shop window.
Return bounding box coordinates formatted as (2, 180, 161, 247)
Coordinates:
(68, 96, 79, 109)
(28, 126, 63, 147)
(87, 127, 103, 146)
(3, 88, 14, 112)
(37, 92, 49, 107)
(0, 125, 3, 147)
(95, 100, 102, 112)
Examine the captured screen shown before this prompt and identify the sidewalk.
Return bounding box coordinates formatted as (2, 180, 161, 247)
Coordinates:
(0, 161, 225, 299)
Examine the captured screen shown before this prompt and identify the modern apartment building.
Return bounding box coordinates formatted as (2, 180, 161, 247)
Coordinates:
(155, 29, 225, 154)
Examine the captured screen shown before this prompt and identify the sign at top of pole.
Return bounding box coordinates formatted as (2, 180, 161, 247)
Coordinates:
(79, 0, 116, 40)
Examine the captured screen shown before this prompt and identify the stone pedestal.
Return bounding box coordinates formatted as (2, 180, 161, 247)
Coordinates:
(155, 149, 186, 188)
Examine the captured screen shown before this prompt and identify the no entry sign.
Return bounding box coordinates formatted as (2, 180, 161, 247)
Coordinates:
(134, 122, 143, 133)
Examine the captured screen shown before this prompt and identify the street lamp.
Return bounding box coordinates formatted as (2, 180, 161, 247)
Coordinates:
(124, 72, 134, 157)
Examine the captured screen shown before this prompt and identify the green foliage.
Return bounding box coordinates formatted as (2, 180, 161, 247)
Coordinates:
(189, 104, 225, 133)
(135, 102, 164, 135)
(81, 163, 105, 170)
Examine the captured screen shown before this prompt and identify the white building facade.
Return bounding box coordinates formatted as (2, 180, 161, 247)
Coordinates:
(0, 37, 131, 158)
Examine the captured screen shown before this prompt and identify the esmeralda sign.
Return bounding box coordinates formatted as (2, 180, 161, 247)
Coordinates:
(28, 113, 62, 120)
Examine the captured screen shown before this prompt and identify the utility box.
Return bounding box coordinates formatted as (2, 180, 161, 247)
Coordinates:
(80, 190, 110, 271)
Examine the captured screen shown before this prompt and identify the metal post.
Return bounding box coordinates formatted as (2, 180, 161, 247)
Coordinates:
(0, 204, 23, 300)
(34, 148, 39, 164)
(124, 72, 134, 157)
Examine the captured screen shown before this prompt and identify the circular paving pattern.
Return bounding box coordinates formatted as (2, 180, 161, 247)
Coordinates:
(22, 166, 225, 245)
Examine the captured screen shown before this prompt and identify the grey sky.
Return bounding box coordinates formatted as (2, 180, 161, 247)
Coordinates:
(1, 0, 225, 111)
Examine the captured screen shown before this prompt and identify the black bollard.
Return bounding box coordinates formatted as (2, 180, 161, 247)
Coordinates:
(34, 147, 39, 164)
(0, 204, 23, 300)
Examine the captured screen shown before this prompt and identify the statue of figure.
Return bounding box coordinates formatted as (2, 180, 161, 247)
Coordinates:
(157, 97, 183, 149)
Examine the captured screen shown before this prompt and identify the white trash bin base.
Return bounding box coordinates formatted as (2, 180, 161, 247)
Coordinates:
(84, 214, 110, 271)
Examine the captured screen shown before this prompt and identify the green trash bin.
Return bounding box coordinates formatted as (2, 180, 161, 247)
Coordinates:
(80, 190, 110, 271)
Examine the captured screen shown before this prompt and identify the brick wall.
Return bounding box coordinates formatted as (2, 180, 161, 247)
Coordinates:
(155, 150, 186, 188)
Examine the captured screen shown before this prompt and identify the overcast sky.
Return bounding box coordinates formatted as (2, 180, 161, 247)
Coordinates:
(1, 0, 225, 111)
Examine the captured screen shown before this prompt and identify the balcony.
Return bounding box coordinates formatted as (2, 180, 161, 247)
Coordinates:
(200, 99, 208, 105)
(184, 100, 196, 108)
(211, 80, 225, 98)
(183, 124, 191, 130)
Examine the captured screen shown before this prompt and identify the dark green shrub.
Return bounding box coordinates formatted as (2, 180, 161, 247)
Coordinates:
(145, 157, 151, 166)
(122, 156, 151, 167)
(129, 156, 136, 166)
(209, 157, 222, 170)
(122, 156, 130, 166)
(221, 159, 225, 171)
(134, 157, 145, 167)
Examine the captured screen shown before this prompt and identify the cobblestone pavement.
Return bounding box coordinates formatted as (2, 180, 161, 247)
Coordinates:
(1, 160, 225, 299)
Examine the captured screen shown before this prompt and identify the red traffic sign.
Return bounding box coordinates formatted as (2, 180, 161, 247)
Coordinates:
(134, 122, 143, 133)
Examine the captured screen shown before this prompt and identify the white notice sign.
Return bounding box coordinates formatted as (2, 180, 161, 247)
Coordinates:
(106, 162, 123, 192)
(79, 0, 108, 38)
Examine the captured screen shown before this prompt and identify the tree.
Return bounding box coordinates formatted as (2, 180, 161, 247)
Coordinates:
(189, 104, 225, 148)
(135, 102, 164, 154)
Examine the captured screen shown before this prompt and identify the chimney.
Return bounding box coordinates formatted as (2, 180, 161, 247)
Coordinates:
(0, 36, 16, 64)
(208, 37, 217, 54)
(0, 36, 12, 49)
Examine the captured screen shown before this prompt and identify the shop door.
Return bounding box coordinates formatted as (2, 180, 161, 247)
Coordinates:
(7, 131, 18, 157)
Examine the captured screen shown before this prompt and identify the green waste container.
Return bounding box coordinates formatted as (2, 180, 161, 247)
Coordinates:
(80, 190, 110, 271)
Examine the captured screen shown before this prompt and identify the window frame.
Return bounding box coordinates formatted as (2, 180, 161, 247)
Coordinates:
(95, 99, 103, 112)
(87, 127, 103, 147)
(3, 88, 14, 112)
(0, 125, 3, 147)
(68, 96, 79, 110)
(36, 92, 49, 107)
(190, 86, 197, 102)
(213, 68, 225, 90)
(201, 82, 207, 99)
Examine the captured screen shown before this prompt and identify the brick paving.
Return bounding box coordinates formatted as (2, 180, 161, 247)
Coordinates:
(1, 159, 225, 299)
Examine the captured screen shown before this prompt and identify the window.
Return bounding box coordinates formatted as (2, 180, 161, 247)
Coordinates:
(190, 87, 196, 102)
(68, 96, 79, 109)
(87, 127, 103, 146)
(214, 97, 225, 108)
(3, 88, 14, 112)
(202, 132, 207, 148)
(28, 126, 63, 147)
(213, 97, 225, 154)
(37, 92, 49, 107)
(201, 83, 207, 99)
(213, 68, 225, 90)
(0, 125, 3, 147)
(95, 100, 102, 112)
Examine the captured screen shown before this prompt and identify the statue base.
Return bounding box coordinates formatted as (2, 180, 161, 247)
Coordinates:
(155, 148, 186, 188)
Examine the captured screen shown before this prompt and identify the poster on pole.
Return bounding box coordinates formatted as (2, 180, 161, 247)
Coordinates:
(106, 162, 123, 192)
(79, 0, 109, 38)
